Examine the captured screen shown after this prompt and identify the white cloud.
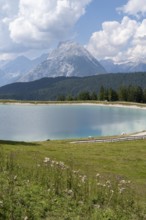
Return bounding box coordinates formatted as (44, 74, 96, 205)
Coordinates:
(118, 0, 146, 17)
(0, 0, 91, 59)
(1, 0, 19, 15)
(9, 0, 91, 47)
(87, 16, 140, 62)
(86, 0, 146, 63)
(0, 1, 19, 45)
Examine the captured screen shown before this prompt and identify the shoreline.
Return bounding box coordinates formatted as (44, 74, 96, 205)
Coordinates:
(1, 100, 146, 109)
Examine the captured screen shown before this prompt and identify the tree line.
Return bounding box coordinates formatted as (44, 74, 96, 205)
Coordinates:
(57, 85, 146, 103)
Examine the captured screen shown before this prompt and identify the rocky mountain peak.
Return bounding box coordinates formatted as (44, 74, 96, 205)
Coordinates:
(19, 41, 106, 82)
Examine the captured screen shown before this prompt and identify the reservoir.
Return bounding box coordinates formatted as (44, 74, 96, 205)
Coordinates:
(0, 103, 146, 141)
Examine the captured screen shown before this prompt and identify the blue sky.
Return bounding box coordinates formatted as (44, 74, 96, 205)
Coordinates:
(75, 0, 127, 44)
(0, 0, 146, 63)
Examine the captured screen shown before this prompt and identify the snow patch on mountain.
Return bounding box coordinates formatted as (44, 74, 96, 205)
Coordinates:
(100, 59, 146, 73)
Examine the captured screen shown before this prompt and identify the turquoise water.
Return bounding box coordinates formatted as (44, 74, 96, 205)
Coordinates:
(0, 104, 146, 141)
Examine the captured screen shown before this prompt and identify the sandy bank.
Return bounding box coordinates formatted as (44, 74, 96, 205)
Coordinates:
(1, 101, 146, 109)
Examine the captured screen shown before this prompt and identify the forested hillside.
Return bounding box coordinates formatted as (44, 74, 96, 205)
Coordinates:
(0, 72, 146, 101)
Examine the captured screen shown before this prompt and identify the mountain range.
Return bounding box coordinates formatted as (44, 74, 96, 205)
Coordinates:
(0, 41, 106, 86)
(100, 59, 146, 73)
(0, 54, 48, 86)
(19, 41, 106, 82)
(1, 41, 146, 87)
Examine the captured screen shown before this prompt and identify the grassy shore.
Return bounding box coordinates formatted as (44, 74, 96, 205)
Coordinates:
(0, 139, 146, 219)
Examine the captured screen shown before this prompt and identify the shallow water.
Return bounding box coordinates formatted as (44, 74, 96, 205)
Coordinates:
(0, 104, 146, 141)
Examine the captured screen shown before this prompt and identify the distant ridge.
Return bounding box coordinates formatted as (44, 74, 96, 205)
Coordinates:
(0, 72, 146, 100)
(0, 54, 48, 86)
(100, 59, 146, 73)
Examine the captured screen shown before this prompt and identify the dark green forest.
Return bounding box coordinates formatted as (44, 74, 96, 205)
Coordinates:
(58, 85, 146, 103)
(0, 72, 146, 102)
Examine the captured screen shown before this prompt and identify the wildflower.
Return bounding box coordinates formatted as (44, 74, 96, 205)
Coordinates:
(58, 161, 66, 169)
(44, 157, 50, 163)
(106, 180, 111, 185)
(94, 204, 100, 209)
(67, 189, 74, 196)
(110, 190, 114, 194)
(0, 201, 3, 205)
(120, 179, 126, 184)
(96, 173, 100, 178)
(24, 216, 28, 220)
(73, 170, 79, 174)
(119, 187, 125, 194)
(37, 164, 40, 167)
(14, 175, 17, 180)
(81, 175, 87, 183)
(106, 180, 111, 188)
(59, 161, 64, 166)
(97, 182, 101, 186)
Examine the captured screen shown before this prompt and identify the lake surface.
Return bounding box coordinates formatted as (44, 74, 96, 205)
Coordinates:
(0, 104, 146, 141)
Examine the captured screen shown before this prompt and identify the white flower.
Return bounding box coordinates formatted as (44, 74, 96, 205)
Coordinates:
(106, 180, 111, 187)
(67, 189, 73, 195)
(43, 157, 50, 163)
(58, 161, 66, 169)
(120, 180, 126, 184)
(73, 170, 79, 174)
(94, 204, 100, 209)
(81, 175, 87, 183)
(97, 182, 101, 186)
(14, 175, 17, 180)
(96, 173, 100, 177)
(59, 161, 64, 166)
(119, 187, 125, 194)
(106, 180, 111, 185)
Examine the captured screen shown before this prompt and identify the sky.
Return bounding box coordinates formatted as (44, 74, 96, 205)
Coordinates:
(0, 0, 146, 63)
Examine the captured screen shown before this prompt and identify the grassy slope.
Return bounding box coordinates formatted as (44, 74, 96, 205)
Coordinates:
(1, 139, 146, 202)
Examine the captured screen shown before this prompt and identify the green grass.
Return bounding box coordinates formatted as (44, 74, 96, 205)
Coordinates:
(3, 139, 145, 179)
(0, 139, 146, 219)
(1, 139, 146, 193)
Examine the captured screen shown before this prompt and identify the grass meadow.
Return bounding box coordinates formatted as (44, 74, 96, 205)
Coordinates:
(0, 139, 146, 219)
